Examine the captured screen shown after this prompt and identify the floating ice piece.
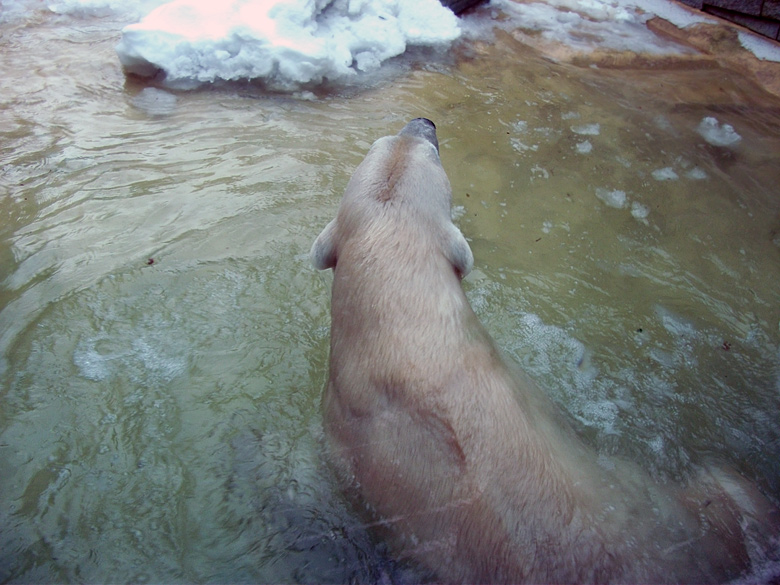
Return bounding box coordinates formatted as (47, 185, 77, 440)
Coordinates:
(571, 123, 601, 136)
(511, 138, 538, 153)
(115, 0, 460, 89)
(685, 167, 708, 180)
(531, 164, 550, 179)
(576, 140, 592, 154)
(697, 116, 742, 147)
(512, 120, 529, 133)
(595, 187, 627, 208)
(631, 201, 649, 219)
(651, 167, 679, 181)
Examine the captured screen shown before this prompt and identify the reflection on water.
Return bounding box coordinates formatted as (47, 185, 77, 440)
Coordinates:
(1, 2, 779, 583)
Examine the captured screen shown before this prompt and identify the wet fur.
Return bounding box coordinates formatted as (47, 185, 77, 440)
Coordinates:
(311, 119, 778, 583)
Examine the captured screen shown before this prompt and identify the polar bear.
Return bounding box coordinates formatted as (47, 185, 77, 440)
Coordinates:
(310, 118, 777, 583)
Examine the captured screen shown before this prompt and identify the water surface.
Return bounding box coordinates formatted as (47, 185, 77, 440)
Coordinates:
(1, 4, 779, 583)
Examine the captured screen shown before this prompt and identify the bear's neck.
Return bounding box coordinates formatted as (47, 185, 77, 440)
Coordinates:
(329, 230, 470, 366)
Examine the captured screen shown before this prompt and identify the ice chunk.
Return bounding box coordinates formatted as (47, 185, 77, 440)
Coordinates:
(685, 167, 708, 180)
(651, 167, 679, 181)
(697, 117, 742, 147)
(575, 140, 592, 154)
(631, 201, 649, 219)
(115, 0, 461, 89)
(571, 123, 601, 136)
(595, 187, 627, 209)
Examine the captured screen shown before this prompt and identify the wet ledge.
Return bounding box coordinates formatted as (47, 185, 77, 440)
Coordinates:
(647, 16, 780, 99)
(676, 0, 780, 41)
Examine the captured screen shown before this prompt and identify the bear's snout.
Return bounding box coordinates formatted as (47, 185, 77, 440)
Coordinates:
(398, 117, 438, 152)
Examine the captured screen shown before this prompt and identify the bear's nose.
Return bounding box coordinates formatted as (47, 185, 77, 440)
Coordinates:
(398, 118, 439, 152)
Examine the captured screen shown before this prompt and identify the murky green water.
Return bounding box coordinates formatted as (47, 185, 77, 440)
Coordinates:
(1, 5, 779, 583)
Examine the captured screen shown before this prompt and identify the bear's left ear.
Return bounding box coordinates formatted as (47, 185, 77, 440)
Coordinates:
(311, 218, 338, 270)
(445, 222, 473, 278)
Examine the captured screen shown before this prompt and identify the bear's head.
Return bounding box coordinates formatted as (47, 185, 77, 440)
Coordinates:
(311, 118, 473, 279)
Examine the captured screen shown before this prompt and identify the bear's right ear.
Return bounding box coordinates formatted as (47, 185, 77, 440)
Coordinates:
(445, 222, 474, 279)
(310, 218, 338, 270)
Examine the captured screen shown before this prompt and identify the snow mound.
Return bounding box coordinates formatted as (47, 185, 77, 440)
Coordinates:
(115, 0, 461, 89)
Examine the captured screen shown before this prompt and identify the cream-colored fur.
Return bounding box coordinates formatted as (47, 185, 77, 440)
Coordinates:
(311, 118, 777, 583)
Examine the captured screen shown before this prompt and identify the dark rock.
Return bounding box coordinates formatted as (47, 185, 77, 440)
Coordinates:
(439, 0, 487, 15)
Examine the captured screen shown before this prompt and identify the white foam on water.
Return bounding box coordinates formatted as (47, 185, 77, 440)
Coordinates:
(577, 399, 620, 435)
(114, 0, 460, 89)
(648, 435, 665, 454)
(132, 337, 188, 382)
(73, 333, 188, 385)
(73, 337, 116, 381)
(513, 312, 599, 386)
(655, 304, 698, 339)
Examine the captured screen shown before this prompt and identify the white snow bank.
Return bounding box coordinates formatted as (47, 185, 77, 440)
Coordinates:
(737, 30, 780, 62)
(487, 0, 780, 63)
(115, 0, 460, 89)
(486, 0, 707, 55)
(7, 0, 774, 90)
